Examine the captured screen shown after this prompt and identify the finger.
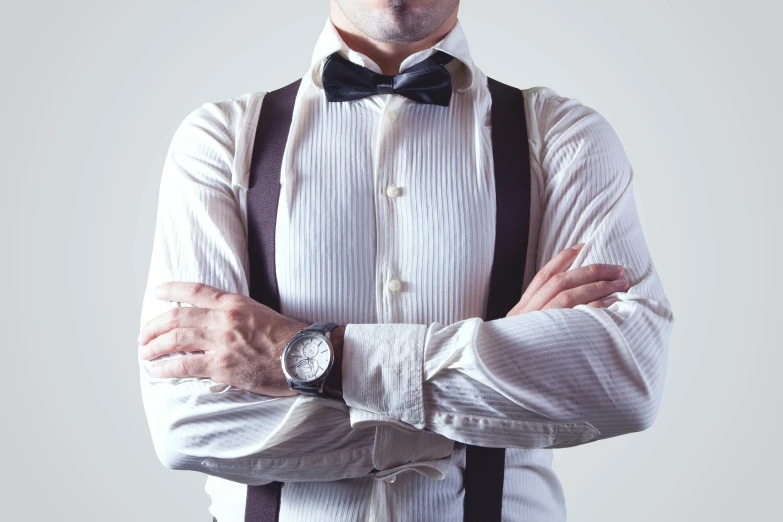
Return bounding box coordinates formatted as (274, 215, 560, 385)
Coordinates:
(154, 281, 233, 308)
(146, 354, 211, 379)
(140, 327, 210, 361)
(586, 297, 620, 308)
(526, 263, 626, 312)
(139, 305, 212, 345)
(542, 279, 629, 311)
(516, 243, 585, 311)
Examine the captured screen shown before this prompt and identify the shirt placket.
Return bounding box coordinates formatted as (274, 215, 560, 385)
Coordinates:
(373, 93, 408, 325)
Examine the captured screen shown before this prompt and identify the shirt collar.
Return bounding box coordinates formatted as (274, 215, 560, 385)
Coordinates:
(308, 15, 476, 94)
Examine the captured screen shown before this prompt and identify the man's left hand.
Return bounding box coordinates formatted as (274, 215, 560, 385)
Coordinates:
(138, 281, 309, 396)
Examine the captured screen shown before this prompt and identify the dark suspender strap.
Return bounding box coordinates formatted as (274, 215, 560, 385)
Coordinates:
(244, 77, 302, 522)
(463, 76, 531, 522)
(483, 76, 531, 324)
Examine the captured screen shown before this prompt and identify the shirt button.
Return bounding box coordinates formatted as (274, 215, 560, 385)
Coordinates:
(385, 475, 397, 484)
(386, 184, 401, 198)
(385, 109, 398, 121)
(387, 279, 402, 293)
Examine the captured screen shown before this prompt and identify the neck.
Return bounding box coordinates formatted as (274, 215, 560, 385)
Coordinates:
(328, 1, 458, 75)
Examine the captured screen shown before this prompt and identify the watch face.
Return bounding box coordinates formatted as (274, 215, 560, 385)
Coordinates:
(283, 334, 332, 383)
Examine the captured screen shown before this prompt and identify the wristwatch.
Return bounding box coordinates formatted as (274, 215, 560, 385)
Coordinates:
(280, 321, 339, 398)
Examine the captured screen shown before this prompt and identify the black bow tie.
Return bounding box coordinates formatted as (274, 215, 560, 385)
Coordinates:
(321, 50, 455, 106)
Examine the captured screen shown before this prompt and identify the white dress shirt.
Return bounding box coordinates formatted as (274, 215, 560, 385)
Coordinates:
(138, 15, 674, 522)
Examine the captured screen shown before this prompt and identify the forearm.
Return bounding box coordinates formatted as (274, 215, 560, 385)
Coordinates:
(140, 323, 454, 483)
(424, 284, 671, 448)
(338, 273, 671, 449)
(139, 294, 383, 483)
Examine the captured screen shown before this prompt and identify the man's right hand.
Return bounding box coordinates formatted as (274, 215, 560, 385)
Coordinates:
(507, 243, 630, 317)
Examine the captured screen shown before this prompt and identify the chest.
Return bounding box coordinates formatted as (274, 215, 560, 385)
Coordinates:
(272, 92, 497, 326)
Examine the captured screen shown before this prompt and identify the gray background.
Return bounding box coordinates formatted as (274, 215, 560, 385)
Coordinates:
(2, 0, 780, 520)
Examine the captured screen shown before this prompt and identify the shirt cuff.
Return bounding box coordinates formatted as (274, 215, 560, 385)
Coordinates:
(342, 323, 428, 430)
(372, 425, 454, 471)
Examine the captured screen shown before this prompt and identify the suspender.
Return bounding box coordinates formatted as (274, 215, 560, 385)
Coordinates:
(463, 76, 531, 522)
(244, 76, 530, 522)
(244, 78, 301, 522)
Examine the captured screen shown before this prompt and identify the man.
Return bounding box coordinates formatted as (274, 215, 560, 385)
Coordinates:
(137, 0, 674, 520)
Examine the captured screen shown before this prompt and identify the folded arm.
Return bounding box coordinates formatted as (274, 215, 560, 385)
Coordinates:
(138, 99, 453, 484)
(338, 92, 674, 457)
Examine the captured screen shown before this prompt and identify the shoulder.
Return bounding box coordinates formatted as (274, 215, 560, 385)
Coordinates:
(521, 85, 632, 187)
(173, 92, 261, 147)
(166, 92, 266, 188)
(521, 85, 620, 143)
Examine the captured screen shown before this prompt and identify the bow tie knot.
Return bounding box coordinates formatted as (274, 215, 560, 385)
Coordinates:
(322, 50, 455, 106)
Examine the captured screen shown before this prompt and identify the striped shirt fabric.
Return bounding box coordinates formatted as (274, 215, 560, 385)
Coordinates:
(138, 15, 674, 522)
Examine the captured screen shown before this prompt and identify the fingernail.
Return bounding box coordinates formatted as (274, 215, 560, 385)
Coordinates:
(571, 243, 585, 250)
(612, 278, 628, 288)
(603, 298, 618, 306)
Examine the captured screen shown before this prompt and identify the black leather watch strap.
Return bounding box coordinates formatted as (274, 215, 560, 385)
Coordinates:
(304, 322, 338, 335)
(293, 383, 322, 395)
